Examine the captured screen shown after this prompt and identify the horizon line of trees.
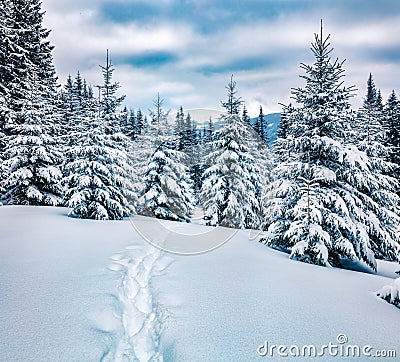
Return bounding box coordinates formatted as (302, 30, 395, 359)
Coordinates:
(1, 1, 399, 273)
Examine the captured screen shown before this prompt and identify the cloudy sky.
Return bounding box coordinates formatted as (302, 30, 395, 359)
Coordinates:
(41, 0, 400, 116)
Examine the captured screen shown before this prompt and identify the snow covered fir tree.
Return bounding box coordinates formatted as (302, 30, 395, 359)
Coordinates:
(62, 52, 136, 220)
(138, 95, 194, 222)
(200, 76, 262, 229)
(0, 0, 63, 206)
(262, 23, 400, 270)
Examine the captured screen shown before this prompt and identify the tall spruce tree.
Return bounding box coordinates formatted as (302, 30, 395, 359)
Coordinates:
(186, 114, 203, 200)
(182, 112, 194, 151)
(262, 23, 400, 270)
(120, 106, 129, 136)
(1, 0, 63, 205)
(376, 89, 384, 112)
(200, 75, 260, 228)
(62, 75, 75, 119)
(205, 117, 214, 143)
(131, 117, 155, 202)
(1, 0, 59, 112)
(0, 0, 11, 96)
(134, 96, 167, 184)
(0, 0, 9, 194)
(139, 98, 193, 221)
(74, 71, 84, 107)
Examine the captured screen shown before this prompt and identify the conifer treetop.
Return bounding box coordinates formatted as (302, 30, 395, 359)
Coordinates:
(221, 74, 242, 115)
(294, 20, 356, 108)
(149, 92, 170, 138)
(365, 73, 377, 106)
(98, 49, 126, 117)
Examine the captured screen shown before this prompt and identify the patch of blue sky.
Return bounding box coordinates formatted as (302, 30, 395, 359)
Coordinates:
(98, 0, 310, 32)
(115, 51, 178, 68)
(197, 55, 288, 76)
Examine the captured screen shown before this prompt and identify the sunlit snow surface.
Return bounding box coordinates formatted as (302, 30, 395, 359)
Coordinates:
(0, 206, 399, 361)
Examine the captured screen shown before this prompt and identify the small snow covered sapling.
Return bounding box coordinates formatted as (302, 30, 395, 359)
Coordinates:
(376, 278, 400, 309)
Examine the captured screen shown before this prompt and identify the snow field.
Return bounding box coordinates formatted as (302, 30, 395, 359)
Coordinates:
(0, 206, 399, 362)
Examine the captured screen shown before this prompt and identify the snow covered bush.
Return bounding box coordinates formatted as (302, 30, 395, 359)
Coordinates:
(377, 278, 400, 309)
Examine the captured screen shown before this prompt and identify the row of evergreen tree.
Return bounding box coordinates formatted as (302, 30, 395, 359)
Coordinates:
(1, 1, 399, 271)
(135, 78, 272, 227)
